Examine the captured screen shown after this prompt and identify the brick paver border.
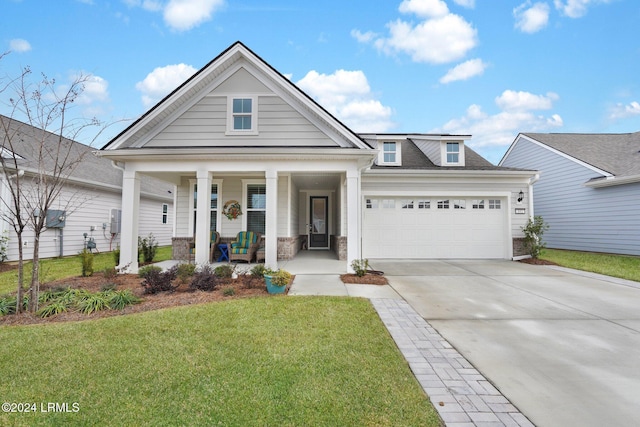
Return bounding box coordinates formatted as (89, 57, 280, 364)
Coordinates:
(370, 298, 535, 427)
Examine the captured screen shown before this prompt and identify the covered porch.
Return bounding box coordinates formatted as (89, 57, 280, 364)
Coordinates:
(115, 154, 369, 273)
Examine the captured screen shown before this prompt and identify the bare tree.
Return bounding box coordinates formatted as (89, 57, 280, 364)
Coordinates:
(1, 63, 108, 313)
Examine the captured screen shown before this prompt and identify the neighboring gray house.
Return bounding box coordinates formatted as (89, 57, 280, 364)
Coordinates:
(0, 115, 174, 261)
(500, 132, 640, 256)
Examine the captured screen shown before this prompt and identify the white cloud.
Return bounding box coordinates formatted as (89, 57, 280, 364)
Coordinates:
(452, 0, 475, 7)
(432, 90, 563, 150)
(136, 63, 197, 108)
(398, 0, 449, 18)
(163, 0, 224, 31)
(514, 2, 550, 33)
(553, 0, 614, 18)
(125, 0, 224, 31)
(296, 69, 394, 132)
(9, 38, 31, 53)
(609, 101, 640, 120)
(495, 90, 558, 111)
(76, 75, 110, 105)
(356, 1, 477, 64)
(440, 58, 487, 84)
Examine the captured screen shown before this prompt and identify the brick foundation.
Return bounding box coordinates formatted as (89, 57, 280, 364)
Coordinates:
(277, 236, 300, 260)
(172, 237, 194, 261)
(512, 237, 528, 258)
(331, 235, 347, 261)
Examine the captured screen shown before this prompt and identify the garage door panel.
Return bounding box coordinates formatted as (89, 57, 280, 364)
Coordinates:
(363, 197, 506, 259)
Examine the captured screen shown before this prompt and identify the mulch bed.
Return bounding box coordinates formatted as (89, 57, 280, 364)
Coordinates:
(518, 257, 558, 265)
(0, 272, 277, 327)
(340, 273, 388, 285)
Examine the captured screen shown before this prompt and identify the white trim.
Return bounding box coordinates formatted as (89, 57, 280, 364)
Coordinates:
(584, 174, 640, 188)
(189, 178, 223, 236)
(441, 141, 465, 166)
(377, 141, 402, 166)
(241, 178, 266, 235)
(226, 95, 259, 136)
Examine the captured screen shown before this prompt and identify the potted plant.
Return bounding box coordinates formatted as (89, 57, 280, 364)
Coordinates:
(264, 268, 291, 294)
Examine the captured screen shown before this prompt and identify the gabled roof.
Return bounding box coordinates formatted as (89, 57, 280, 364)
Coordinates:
(517, 132, 640, 177)
(102, 41, 371, 151)
(0, 115, 172, 199)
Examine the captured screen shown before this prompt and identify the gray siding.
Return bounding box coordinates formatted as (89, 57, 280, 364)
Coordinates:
(502, 137, 640, 256)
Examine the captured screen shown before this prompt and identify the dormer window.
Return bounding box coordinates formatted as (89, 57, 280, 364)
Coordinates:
(447, 142, 459, 163)
(442, 141, 464, 166)
(227, 96, 258, 135)
(378, 141, 401, 166)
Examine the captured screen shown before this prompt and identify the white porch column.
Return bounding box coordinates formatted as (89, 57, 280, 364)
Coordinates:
(195, 170, 212, 265)
(120, 169, 140, 273)
(346, 169, 360, 273)
(265, 169, 278, 268)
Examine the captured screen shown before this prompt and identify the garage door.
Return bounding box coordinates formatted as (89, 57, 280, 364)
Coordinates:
(362, 197, 507, 259)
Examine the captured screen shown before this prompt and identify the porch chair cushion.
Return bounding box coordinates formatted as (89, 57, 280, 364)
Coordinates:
(229, 231, 261, 263)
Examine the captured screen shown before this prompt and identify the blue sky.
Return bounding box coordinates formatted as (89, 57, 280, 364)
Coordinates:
(2, 0, 639, 163)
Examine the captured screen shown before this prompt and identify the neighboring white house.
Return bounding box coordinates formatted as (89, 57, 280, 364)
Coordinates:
(500, 132, 640, 256)
(98, 42, 538, 272)
(0, 115, 174, 261)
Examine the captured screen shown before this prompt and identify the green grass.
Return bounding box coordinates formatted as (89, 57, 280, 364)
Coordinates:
(0, 246, 172, 295)
(0, 297, 441, 427)
(540, 249, 640, 282)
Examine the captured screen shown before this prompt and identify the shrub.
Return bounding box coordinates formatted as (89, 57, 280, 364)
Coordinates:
(222, 287, 235, 297)
(0, 296, 17, 316)
(350, 259, 370, 277)
(522, 215, 550, 259)
(138, 265, 162, 279)
(103, 267, 118, 281)
(101, 283, 118, 292)
(270, 269, 292, 287)
(250, 264, 267, 278)
(0, 231, 8, 263)
(138, 233, 158, 263)
(37, 301, 69, 318)
(214, 264, 234, 278)
(141, 265, 178, 295)
(105, 290, 141, 310)
(189, 265, 219, 292)
(80, 248, 94, 277)
(113, 246, 120, 265)
(176, 263, 196, 284)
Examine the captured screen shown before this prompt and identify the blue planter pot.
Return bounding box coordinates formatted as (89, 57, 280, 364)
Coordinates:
(265, 275, 286, 294)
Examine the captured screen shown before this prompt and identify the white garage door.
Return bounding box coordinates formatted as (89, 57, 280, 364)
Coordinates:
(362, 197, 507, 259)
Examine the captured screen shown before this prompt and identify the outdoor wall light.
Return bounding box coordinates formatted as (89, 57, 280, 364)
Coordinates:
(517, 190, 524, 203)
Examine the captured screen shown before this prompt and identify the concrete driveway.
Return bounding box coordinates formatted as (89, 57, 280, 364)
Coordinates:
(369, 259, 640, 427)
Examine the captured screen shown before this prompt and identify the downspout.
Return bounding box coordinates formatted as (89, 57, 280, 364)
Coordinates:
(528, 173, 540, 219)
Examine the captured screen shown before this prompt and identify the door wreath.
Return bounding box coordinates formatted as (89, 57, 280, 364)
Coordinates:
(222, 200, 243, 220)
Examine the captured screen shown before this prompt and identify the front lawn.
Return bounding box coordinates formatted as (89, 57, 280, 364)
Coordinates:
(540, 249, 640, 282)
(0, 297, 440, 427)
(0, 246, 172, 295)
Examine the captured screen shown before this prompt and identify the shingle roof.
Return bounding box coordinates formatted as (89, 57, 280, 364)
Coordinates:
(523, 132, 640, 177)
(1, 115, 172, 197)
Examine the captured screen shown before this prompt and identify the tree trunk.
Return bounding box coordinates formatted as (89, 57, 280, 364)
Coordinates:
(27, 235, 40, 313)
(15, 234, 24, 314)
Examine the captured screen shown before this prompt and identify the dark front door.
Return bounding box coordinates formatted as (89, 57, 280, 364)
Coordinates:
(309, 196, 328, 248)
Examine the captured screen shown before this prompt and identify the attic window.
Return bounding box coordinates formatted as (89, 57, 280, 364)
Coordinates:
(442, 141, 464, 166)
(226, 96, 258, 135)
(446, 142, 460, 163)
(378, 141, 401, 166)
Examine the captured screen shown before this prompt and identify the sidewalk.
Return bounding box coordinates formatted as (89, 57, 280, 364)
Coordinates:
(290, 275, 534, 427)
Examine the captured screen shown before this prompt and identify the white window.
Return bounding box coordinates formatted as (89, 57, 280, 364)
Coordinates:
(378, 141, 401, 166)
(472, 200, 485, 209)
(382, 199, 395, 209)
(417, 200, 430, 209)
(401, 200, 414, 209)
(227, 96, 258, 135)
(162, 203, 168, 224)
(437, 199, 450, 209)
(446, 142, 460, 163)
(453, 199, 466, 209)
(489, 199, 501, 209)
(366, 199, 378, 209)
(244, 181, 266, 234)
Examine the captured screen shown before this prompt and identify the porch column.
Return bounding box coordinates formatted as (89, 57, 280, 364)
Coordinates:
(195, 170, 212, 265)
(265, 169, 278, 268)
(346, 169, 360, 273)
(119, 169, 140, 273)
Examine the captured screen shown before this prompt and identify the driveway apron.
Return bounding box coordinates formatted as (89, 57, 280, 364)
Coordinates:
(370, 259, 640, 427)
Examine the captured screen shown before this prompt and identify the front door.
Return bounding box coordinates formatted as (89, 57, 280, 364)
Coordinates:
(309, 196, 328, 248)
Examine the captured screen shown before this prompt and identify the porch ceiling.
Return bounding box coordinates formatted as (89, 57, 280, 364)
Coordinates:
(292, 173, 341, 190)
